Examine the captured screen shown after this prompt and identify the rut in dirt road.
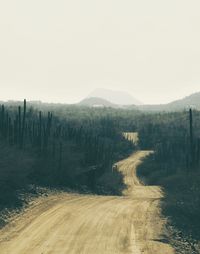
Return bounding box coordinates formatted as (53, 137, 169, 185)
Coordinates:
(0, 150, 174, 254)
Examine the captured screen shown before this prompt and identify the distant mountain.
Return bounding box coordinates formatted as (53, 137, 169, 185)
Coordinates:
(78, 97, 120, 108)
(167, 92, 200, 109)
(79, 92, 200, 111)
(138, 92, 200, 111)
(87, 88, 143, 106)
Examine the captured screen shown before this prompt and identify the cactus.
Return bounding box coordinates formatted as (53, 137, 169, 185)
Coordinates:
(0, 105, 5, 134)
(18, 106, 22, 146)
(196, 138, 200, 167)
(58, 142, 63, 171)
(21, 99, 26, 148)
(38, 111, 42, 154)
(189, 108, 195, 169)
(44, 112, 52, 152)
(8, 117, 13, 145)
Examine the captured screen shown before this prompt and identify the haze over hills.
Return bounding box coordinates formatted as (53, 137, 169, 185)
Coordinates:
(78, 97, 120, 108)
(87, 88, 143, 106)
(138, 92, 200, 111)
(2, 90, 200, 112)
(79, 90, 200, 111)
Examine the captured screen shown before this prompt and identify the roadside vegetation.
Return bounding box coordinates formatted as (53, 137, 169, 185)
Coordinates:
(0, 100, 200, 254)
(0, 101, 136, 227)
(136, 110, 200, 254)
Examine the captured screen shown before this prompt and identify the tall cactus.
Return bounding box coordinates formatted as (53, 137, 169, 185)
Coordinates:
(18, 106, 22, 146)
(21, 99, 26, 148)
(8, 117, 12, 145)
(189, 108, 194, 169)
(38, 111, 42, 154)
(44, 112, 52, 152)
(58, 142, 63, 171)
(196, 138, 200, 167)
(0, 105, 5, 134)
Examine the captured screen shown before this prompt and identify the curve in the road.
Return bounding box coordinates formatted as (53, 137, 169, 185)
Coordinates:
(0, 150, 174, 254)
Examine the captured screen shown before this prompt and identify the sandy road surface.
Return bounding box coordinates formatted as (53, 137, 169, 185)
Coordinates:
(123, 132, 139, 145)
(0, 151, 174, 254)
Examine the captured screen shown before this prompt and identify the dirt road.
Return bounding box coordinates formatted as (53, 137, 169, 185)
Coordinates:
(0, 151, 174, 254)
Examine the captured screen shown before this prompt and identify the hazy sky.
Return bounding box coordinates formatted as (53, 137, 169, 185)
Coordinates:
(0, 0, 200, 104)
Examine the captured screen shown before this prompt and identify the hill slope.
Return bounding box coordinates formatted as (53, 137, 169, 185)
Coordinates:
(78, 97, 119, 108)
(87, 88, 143, 106)
(138, 92, 200, 111)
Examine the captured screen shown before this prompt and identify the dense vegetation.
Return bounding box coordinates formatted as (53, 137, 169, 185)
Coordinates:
(0, 101, 136, 215)
(136, 110, 200, 253)
(0, 100, 200, 252)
